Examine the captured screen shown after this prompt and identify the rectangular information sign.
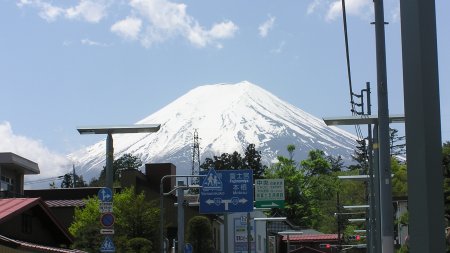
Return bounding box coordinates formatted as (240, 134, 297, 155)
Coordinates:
(255, 179, 285, 208)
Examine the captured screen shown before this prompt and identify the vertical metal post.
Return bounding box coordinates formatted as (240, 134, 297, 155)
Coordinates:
(106, 133, 114, 192)
(266, 221, 268, 253)
(400, 0, 445, 252)
(247, 212, 251, 253)
(72, 164, 76, 188)
(224, 213, 229, 253)
(373, 124, 381, 253)
(366, 82, 374, 253)
(373, 0, 394, 252)
(160, 181, 165, 253)
(177, 181, 185, 253)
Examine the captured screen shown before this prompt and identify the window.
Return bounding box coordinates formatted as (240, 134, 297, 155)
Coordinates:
(21, 214, 32, 234)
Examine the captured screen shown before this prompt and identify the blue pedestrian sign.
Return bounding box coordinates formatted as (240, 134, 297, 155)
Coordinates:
(98, 188, 113, 202)
(200, 169, 253, 213)
(100, 236, 115, 253)
(184, 243, 193, 253)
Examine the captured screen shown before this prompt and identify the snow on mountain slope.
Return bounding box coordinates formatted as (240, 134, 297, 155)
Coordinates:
(68, 81, 357, 180)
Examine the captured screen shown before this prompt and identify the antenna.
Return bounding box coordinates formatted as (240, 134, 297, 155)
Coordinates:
(191, 129, 201, 185)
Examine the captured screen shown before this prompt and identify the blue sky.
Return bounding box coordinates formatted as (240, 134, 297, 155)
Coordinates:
(0, 0, 449, 177)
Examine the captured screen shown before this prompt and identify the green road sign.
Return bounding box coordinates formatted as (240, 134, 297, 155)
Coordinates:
(255, 179, 285, 209)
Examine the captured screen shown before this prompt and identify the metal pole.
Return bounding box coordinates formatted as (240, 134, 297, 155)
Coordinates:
(106, 133, 114, 192)
(373, 124, 381, 253)
(400, 0, 445, 252)
(72, 164, 76, 188)
(373, 0, 394, 252)
(287, 235, 290, 253)
(266, 221, 268, 253)
(160, 180, 165, 253)
(366, 82, 374, 253)
(247, 212, 251, 253)
(224, 213, 229, 253)
(177, 181, 185, 253)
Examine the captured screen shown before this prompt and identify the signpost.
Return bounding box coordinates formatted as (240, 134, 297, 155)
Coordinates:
(199, 169, 253, 213)
(98, 188, 115, 252)
(255, 179, 285, 208)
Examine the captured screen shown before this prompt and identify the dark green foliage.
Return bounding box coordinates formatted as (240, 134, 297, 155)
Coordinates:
(200, 143, 267, 180)
(125, 237, 152, 253)
(69, 187, 159, 252)
(443, 142, 450, 227)
(301, 149, 332, 176)
(350, 139, 368, 172)
(60, 173, 87, 188)
(327, 155, 345, 172)
(392, 158, 408, 197)
(186, 216, 214, 253)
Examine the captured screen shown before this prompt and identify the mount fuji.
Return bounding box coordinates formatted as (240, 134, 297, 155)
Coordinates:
(68, 81, 357, 180)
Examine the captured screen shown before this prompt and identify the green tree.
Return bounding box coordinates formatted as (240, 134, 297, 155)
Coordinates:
(300, 149, 332, 176)
(186, 216, 214, 253)
(60, 173, 87, 188)
(69, 187, 159, 252)
(392, 158, 408, 197)
(390, 128, 406, 156)
(200, 143, 267, 180)
(90, 153, 143, 187)
(349, 139, 368, 172)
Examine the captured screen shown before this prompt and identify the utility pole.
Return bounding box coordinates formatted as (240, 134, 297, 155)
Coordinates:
(72, 164, 76, 188)
(373, 0, 394, 252)
(400, 0, 445, 252)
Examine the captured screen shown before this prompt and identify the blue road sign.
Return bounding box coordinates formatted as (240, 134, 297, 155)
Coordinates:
(184, 243, 193, 253)
(98, 188, 113, 202)
(100, 236, 115, 253)
(100, 213, 115, 227)
(200, 169, 253, 213)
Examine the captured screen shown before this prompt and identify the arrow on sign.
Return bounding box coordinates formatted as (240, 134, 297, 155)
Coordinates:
(205, 198, 248, 210)
(260, 202, 279, 207)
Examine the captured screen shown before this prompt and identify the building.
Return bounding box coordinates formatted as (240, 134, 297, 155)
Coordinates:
(0, 152, 39, 197)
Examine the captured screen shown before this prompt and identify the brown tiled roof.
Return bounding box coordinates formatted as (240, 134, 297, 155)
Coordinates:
(281, 234, 338, 241)
(45, 199, 86, 207)
(0, 235, 86, 253)
(0, 198, 39, 220)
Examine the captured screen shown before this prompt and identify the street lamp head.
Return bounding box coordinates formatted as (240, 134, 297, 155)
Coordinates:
(77, 124, 161, 135)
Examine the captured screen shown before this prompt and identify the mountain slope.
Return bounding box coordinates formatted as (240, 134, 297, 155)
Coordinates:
(68, 81, 357, 180)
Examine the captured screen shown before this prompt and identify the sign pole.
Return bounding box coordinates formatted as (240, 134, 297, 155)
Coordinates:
(247, 212, 251, 253)
(177, 181, 185, 253)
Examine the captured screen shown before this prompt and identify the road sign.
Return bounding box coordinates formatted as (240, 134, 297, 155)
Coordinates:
(100, 229, 115, 235)
(98, 188, 113, 202)
(184, 243, 193, 253)
(99, 202, 113, 213)
(200, 169, 253, 213)
(255, 179, 285, 208)
(100, 213, 115, 227)
(100, 236, 115, 253)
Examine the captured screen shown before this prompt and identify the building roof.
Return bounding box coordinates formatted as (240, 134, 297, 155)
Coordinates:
(45, 199, 86, 208)
(0, 152, 39, 174)
(0, 198, 73, 244)
(281, 234, 338, 242)
(0, 235, 86, 253)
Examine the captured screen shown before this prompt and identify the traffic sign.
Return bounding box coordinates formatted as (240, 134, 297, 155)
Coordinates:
(100, 229, 115, 235)
(99, 202, 113, 213)
(255, 179, 285, 208)
(100, 213, 115, 227)
(100, 236, 115, 253)
(184, 243, 193, 253)
(98, 188, 113, 202)
(199, 169, 253, 213)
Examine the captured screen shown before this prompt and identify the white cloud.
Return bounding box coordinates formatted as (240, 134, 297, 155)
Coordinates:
(65, 0, 108, 23)
(129, 0, 238, 47)
(111, 17, 142, 40)
(81, 38, 109, 46)
(326, 0, 372, 21)
(0, 122, 71, 187)
(307, 0, 324, 15)
(258, 15, 276, 38)
(17, 0, 109, 23)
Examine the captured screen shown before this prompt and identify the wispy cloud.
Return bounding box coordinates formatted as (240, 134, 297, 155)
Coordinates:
(17, 0, 109, 23)
(258, 15, 276, 38)
(111, 16, 142, 40)
(129, 0, 238, 48)
(307, 0, 373, 21)
(81, 38, 109, 46)
(0, 122, 71, 186)
(271, 41, 286, 54)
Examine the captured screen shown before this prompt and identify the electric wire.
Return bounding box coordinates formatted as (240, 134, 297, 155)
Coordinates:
(341, 0, 364, 141)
